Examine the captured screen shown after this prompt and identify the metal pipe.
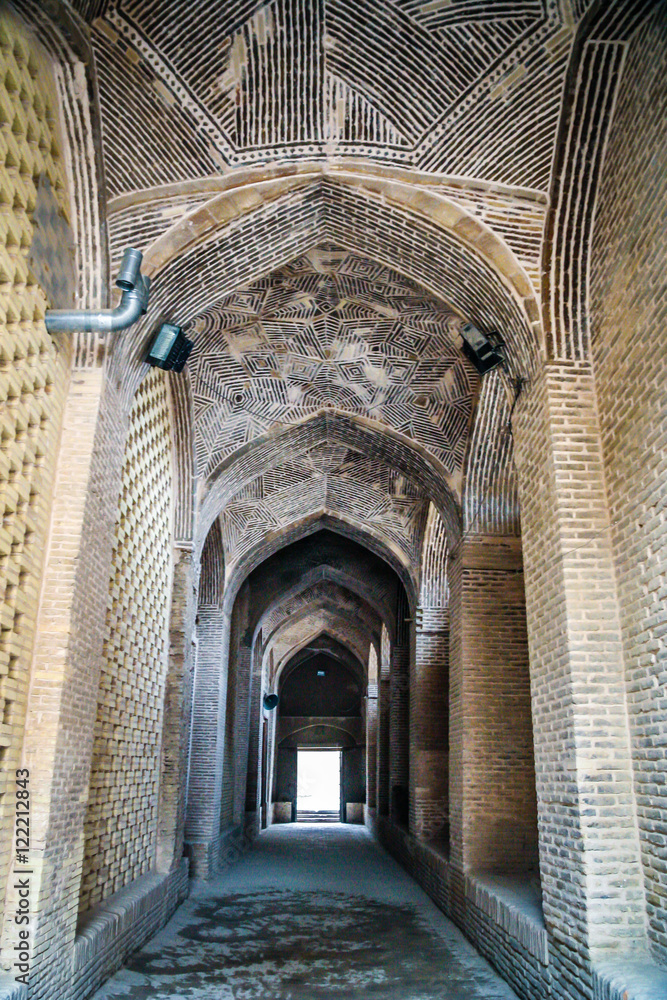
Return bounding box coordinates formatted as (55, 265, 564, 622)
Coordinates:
(45, 247, 151, 334)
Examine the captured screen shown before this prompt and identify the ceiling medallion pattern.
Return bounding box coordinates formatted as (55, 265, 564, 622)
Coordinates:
(191, 245, 475, 482)
(96, 0, 571, 190)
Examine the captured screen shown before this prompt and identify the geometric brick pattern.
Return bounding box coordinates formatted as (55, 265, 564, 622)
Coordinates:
(261, 582, 383, 662)
(542, 0, 656, 361)
(462, 372, 520, 537)
(191, 245, 474, 482)
(9, 4, 667, 1000)
(94, 0, 573, 195)
(221, 442, 428, 578)
(264, 605, 375, 688)
(419, 503, 449, 613)
(261, 581, 381, 686)
(79, 369, 173, 913)
(0, 7, 71, 912)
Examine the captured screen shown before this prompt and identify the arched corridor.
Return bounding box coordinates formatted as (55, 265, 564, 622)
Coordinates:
(93, 824, 520, 1000)
(1, 2, 666, 999)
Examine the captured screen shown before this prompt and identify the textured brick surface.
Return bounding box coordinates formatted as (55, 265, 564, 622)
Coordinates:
(589, 3, 667, 967)
(0, 7, 71, 915)
(80, 369, 173, 914)
(2, 4, 666, 1000)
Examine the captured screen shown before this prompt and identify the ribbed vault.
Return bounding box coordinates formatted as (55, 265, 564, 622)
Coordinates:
(266, 611, 375, 687)
(250, 534, 398, 643)
(262, 582, 381, 679)
(220, 443, 429, 580)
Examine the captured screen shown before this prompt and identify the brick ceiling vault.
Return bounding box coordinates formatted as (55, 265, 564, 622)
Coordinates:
(261, 583, 381, 677)
(280, 636, 367, 697)
(83, 0, 611, 592)
(91, 0, 577, 190)
(259, 580, 386, 655)
(264, 606, 377, 690)
(246, 535, 400, 643)
(222, 511, 419, 616)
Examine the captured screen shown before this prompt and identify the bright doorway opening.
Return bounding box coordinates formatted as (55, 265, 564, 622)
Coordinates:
(297, 749, 341, 819)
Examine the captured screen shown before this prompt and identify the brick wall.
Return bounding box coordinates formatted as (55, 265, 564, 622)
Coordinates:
(448, 536, 537, 875)
(590, 2, 667, 966)
(79, 369, 173, 913)
(410, 624, 449, 842)
(0, 7, 72, 922)
(514, 362, 647, 999)
(389, 588, 410, 825)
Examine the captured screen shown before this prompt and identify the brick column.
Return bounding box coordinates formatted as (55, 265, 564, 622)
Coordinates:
(184, 604, 228, 877)
(448, 536, 536, 876)
(366, 683, 378, 810)
(157, 544, 197, 873)
(389, 639, 410, 825)
(244, 645, 264, 839)
(410, 609, 449, 842)
(514, 361, 647, 997)
(376, 676, 390, 816)
(232, 639, 253, 827)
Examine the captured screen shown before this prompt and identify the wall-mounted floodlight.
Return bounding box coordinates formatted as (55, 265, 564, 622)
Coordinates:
(146, 322, 193, 372)
(460, 322, 505, 375)
(263, 693, 279, 711)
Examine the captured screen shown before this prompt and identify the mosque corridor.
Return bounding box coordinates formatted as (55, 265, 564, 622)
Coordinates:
(92, 825, 518, 1000)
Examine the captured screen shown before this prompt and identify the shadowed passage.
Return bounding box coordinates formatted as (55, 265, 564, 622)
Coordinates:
(93, 825, 519, 999)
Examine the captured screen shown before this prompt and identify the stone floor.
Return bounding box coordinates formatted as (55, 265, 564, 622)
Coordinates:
(93, 824, 519, 999)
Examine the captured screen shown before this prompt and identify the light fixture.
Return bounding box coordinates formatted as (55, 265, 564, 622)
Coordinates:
(459, 322, 505, 375)
(317, 670, 326, 677)
(146, 322, 193, 372)
(263, 693, 279, 711)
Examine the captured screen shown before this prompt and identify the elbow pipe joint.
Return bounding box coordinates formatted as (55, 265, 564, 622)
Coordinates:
(45, 247, 151, 335)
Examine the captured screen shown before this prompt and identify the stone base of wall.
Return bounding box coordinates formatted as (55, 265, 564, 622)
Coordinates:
(71, 860, 189, 1000)
(346, 803, 364, 824)
(187, 824, 251, 880)
(273, 802, 292, 823)
(372, 814, 549, 1000)
(593, 960, 667, 1000)
(0, 975, 26, 999)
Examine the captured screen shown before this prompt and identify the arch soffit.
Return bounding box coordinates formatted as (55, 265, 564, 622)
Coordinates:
(223, 511, 417, 617)
(110, 166, 541, 405)
(263, 590, 381, 665)
(142, 166, 539, 341)
(253, 567, 395, 649)
(267, 617, 373, 690)
(278, 723, 359, 749)
(199, 410, 461, 555)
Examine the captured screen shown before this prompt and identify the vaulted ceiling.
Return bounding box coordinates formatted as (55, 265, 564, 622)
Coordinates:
(81, 0, 601, 606)
(93, 0, 581, 192)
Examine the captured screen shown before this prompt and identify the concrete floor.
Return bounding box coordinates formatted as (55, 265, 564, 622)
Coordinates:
(93, 824, 519, 1000)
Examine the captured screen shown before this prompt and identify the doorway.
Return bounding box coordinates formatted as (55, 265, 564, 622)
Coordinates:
(297, 749, 341, 821)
